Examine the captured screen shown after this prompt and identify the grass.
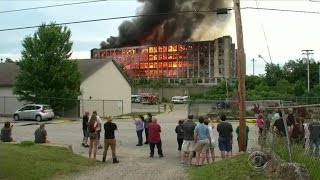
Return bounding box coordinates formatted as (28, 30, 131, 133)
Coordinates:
(0, 141, 100, 180)
(188, 154, 267, 180)
(272, 138, 320, 180)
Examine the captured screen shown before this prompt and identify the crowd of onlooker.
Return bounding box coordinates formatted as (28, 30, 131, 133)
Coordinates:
(2, 106, 319, 166)
(266, 108, 320, 156)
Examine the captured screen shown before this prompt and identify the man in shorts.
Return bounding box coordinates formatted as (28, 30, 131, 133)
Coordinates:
(181, 114, 197, 165)
(93, 111, 103, 149)
(194, 116, 210, 166)
(82, 111, 90, 147)
(217, 114, 233, 159)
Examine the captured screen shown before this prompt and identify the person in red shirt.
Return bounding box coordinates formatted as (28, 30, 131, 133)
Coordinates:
(148, 118, 164, 158)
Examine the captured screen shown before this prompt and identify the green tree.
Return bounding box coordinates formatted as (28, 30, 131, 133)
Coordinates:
(265, 63, 283, 86)
(282, 59, 305, 84)
(245, 75, 263, 90)
(13, 23, 81, 116)
(293, 80, 305, 96)
(5, 58, 14, 63)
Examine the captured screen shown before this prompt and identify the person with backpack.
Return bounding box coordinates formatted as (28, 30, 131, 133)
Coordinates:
(175, 120, 184, 157)
(88, 114, 99, 160)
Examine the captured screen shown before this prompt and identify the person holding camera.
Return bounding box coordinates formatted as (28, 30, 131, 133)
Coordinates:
(1, 121, 13, 142)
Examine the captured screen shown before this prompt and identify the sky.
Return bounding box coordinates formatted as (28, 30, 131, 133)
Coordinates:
(1, 0, 320, 75)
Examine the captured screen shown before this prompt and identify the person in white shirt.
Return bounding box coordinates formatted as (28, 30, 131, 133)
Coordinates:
(92, 111, 103, 149)
(205, 119, 215, 163)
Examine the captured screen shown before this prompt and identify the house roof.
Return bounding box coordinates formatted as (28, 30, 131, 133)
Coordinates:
(0, 58, 132, 87)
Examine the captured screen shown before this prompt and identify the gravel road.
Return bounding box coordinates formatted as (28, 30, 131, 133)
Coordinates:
(5, 104, 259, 180)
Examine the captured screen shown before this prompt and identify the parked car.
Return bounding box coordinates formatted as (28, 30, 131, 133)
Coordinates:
(171, 96, 189, 104)
(131, 95, 141, 103)
(13, 104, 54, 122)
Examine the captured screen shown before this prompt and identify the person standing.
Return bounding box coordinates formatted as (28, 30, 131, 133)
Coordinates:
(194, 116, 210, 166)
(34, 124, 49, 143)
(134, 115, 144, 146)
(273, 110, 286, 137)
(287, 108, 295, 137)
(175, 120, 184, 157)
(82, 111, 90, 147)
(236, 124, 249, 151)
(256, 113, 264, 136)
(290, 118, 303, 144)
(308, 119, 320, 157)
(1, 121, 13, 142)
(88, 115, 98, 160)
(144, 113, 152, 144)
(148, 118, 163, 158)
(93, 111, 103, 149)
(181, 114, 197, 165)
(301, 118, 310, 150)
(102, 117, 119, 163)
(205, 119, 215, 163)
(217, 114, 233, 159)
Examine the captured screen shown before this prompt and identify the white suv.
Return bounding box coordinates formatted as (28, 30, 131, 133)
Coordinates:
(13, 104, 55, 122)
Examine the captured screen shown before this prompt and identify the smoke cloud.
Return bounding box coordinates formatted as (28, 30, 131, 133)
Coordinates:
(100, 0, 231, 49)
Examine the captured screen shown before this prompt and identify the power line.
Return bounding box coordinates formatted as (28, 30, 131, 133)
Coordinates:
(1, 6, 320, 32)
(242, 7, 320, 14)
(0, 0, 109, 14)
(0, 9, 233, 32)
(254, 0, 273, 64)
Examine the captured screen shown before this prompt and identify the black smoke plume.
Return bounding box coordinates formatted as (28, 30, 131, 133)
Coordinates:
(100, 0, 229, 49)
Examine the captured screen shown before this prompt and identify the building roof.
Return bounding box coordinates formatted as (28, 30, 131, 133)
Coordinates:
(0, 58, 132, 87)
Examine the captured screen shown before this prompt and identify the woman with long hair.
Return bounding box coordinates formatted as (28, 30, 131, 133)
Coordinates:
(1, 121, 13, 142)
(88, 114, 98, 160)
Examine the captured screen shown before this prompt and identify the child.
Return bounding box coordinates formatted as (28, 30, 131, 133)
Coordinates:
(175, 120, 184, 157)
(236, 125, 249, 152)
(256, 113, 264, 136)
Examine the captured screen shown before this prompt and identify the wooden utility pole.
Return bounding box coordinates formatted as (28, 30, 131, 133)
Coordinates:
(302, 49, 314, 92)
(234, 0, 247, 152)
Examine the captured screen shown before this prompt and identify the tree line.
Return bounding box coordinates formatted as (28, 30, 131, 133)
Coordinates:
(192, 60, 320, 100)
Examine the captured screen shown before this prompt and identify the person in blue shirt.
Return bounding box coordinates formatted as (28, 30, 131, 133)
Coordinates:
(194, 116, 211, 166)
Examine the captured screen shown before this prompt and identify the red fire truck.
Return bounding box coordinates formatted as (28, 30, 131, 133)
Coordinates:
(141, 93, 159, 105)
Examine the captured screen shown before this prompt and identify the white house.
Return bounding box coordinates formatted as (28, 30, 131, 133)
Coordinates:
(0, 58, 132, 117)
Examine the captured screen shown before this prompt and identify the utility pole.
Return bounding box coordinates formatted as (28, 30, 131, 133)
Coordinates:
(251, 58, 257, 76)
(302, 49, 314, 92)
(234, 0, 247, 152)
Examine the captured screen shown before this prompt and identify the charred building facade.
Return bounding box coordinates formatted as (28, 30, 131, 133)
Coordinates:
(91, 36, 236, 84)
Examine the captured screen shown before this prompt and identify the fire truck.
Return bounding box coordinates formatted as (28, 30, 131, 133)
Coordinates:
(141, 93, 159, 105)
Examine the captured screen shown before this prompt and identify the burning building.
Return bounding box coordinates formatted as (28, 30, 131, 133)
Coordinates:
(91, 0, 236, 84)
(91, 36, 236, 84)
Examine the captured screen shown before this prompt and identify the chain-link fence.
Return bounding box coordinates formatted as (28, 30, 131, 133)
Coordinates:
(188, 97, 320, 119)
(0, 96, 123, 118)
(258, 104, 320, 179)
